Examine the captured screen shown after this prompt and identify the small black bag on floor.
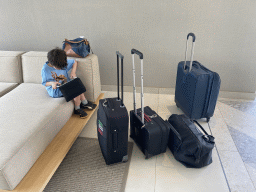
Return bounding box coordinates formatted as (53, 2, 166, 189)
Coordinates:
(168, 114, 215, 168)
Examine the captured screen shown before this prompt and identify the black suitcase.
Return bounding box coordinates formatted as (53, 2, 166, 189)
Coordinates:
(175, 33, 221, 122)
(97, 51, 129, 165)
(129, 49, 171, 159)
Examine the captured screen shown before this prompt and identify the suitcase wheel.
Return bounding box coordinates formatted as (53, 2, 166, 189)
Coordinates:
(122, 155, 128, 163)
(206, 117, 210, 122)
(145, 150, 149, 159)
(145, 150, 150, 159)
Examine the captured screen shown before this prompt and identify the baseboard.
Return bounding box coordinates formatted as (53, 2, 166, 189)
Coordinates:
(218, 91, 255, 100)
(101, 85, 255, 100)
(101, 85, 159, 94)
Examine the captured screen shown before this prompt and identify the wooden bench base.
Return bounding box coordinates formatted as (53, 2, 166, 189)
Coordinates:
(0, 93, 104, 192)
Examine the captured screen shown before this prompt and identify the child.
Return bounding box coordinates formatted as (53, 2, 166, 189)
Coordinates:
(41, 48, 96, 118)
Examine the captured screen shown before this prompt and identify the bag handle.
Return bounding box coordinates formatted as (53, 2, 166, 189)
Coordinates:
(184, 33, 196, 72)
(193, 120, 215, 143)
(131, 49, 144, 124)
(64, 38, 88, 44)
(116, 51, 124, 107)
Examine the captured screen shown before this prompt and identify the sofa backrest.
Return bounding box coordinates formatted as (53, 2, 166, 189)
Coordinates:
(21, 51, 48, 84)
(22, 51, 101, 102)
(0, 51, 25, 83)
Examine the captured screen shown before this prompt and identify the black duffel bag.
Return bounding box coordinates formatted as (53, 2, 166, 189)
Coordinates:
(167, 114, 215, 168)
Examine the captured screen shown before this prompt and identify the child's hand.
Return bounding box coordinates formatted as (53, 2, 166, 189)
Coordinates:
(70, 72, 76, 79)
(52, 82, 61, 89)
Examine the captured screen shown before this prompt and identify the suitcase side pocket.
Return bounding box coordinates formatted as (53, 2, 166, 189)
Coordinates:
(205, 72, 221, 119)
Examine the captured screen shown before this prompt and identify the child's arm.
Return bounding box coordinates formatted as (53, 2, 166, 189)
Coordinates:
(45, 82, 61, 89)
(70, 60, 78, 79)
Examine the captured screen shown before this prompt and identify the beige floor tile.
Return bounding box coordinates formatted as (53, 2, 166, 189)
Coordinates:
(208, 115, 238, 152)
(159, 88, 175, 95)
(217, 102, 256, 139)
(218, 150, 256, 192)
(214, 103, 224, 119)
(154, 148, 229, 192)
(125, 144, 156, 192)
(158, 94, 183, 115)
(245, 163, 256, 189)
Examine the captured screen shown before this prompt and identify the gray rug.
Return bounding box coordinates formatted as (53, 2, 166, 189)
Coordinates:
(44, 137, 133, 192)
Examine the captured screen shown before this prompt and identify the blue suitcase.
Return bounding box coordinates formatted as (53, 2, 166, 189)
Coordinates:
(175, 33, 221, 122)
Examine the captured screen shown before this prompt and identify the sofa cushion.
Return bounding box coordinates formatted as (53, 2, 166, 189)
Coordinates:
(0, 82, 18, 97)
(22, 52, 101, 102)
(0, 83, 74, 190)
(0, 51, 25, 83)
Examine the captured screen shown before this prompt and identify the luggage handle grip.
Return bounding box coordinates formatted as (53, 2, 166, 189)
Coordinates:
(187, 33, 196, 42)
(131, 49, 143, 59)
(116, 51, 124, 107)
(116, 51, 124, 59)
(184, 33, 196, 72)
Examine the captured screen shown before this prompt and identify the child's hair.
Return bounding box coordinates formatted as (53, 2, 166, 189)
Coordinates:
(47, 48, 67, 69)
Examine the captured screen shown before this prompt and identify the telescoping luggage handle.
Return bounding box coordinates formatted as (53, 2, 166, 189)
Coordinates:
(184, 33, 196, 72)
(131, 49, 145, 124)
(116, 51, 125, 107)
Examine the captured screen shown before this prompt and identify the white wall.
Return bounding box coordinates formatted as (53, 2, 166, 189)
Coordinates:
(1, 0, 256, 93)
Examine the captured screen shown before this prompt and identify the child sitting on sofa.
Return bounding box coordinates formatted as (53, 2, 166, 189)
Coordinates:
(41, 48, 96, 118)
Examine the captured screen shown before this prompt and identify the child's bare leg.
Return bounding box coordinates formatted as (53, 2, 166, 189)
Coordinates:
(73, 95, 87, 118)
(73, 95, 81, 107)
(80, 93, 97, 110)
(80, 93, 86, 101)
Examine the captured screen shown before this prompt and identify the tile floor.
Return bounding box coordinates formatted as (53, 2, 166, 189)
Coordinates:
(79, 91, 256, 192)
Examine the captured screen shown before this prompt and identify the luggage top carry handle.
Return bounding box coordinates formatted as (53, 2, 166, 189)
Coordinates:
(184, 33, 196, 73)
(116, 51, 125, 107)
(131, 49, 144, 124)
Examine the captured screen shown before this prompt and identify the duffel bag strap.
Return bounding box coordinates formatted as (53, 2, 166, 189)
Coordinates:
(193, 120, 215, 144)
(64, 38, 87, 44)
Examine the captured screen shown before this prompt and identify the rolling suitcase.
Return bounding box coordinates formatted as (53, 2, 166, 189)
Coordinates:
(97, 51, 129, 165)
(175, 33, 221, 122)
(130, 49, 171, 159)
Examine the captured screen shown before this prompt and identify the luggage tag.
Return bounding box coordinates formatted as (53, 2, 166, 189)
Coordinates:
(138, 112, 151, 123)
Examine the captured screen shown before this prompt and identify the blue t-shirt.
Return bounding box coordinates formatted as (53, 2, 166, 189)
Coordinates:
(41, 59, 75, 98)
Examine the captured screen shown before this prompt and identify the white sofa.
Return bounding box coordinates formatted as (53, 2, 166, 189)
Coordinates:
(0, 51, 101, 190)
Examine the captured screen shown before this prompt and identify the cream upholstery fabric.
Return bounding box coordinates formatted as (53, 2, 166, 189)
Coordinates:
(0, 82, 18, 97)
(70, 54, 102, 102)
(0, 83, 74, 190)
(22, 52, 101, 102)
(0, 51, 25, 83)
